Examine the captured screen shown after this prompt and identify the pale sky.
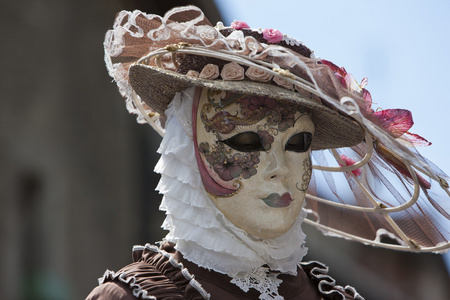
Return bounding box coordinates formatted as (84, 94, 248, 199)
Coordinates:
(215, 0, 450, 270)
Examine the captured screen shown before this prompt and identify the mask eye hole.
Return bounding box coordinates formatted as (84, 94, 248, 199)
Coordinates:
(221, 132, 264, 152)
(285, 132, 312, 153)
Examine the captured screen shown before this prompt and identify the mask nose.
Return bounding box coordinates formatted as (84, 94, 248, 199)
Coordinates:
(264, 147, 289, 180)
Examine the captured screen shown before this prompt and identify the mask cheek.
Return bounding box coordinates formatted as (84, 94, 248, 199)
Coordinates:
(194, 137, 241, 197)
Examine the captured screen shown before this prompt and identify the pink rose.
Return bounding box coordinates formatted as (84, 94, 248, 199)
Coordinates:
(262, 28, 283, 43)
(199, 64, 220, 80)
(230, 20, 250, 30)
(221, 62, 245, 81)
(273, 75, 294, 90)
(186, 70, 199, 78)
(245, 66, 273, 82)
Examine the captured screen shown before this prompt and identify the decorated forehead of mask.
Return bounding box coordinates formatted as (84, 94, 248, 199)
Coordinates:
(192, 88, 312, 197)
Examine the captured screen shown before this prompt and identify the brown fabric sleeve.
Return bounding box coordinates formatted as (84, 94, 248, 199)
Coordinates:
(86, 281, 136, 300)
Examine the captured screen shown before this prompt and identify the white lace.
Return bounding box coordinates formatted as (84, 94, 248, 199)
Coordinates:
(154, 87, 308, 298)
(104, 15, 147, 124)
(231, 267, 284, 300)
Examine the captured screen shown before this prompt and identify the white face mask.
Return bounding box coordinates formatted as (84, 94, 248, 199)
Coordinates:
(193, 87, 314, 239)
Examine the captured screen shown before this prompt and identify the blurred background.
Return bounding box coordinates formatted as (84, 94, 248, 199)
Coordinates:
(1, 0, 449, 299)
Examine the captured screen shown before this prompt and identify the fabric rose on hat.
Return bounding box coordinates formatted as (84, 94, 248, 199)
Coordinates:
(230, 20, 250, 30)
(221, 62, 245, 81)
(273, 75, 294, 90)
(245, 66, 273, 82)
(186, 70, 199, 78)
(199, 64, 220, 80)
(262, 28, 283, 43)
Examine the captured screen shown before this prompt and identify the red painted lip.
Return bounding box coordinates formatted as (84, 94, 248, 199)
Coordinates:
(261, 192, 293, 207)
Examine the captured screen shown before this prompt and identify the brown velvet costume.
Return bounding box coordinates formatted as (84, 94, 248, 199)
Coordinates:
(86, 243, 361, 300)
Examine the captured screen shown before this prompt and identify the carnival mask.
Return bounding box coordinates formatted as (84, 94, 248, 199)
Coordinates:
(193, 87, 314, 239)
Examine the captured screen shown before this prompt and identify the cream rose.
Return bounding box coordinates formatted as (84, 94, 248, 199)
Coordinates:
(273, 75, 294, 90)
(220, 62, 245, 81)
(245, 66, 273, 82)
(199, 64, 220, 80)
(186, 70, 199, 78)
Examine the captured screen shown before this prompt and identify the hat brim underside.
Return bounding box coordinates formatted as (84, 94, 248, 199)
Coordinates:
(129, 64, 364, 150)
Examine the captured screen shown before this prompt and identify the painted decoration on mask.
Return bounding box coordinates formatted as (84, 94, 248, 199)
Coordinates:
(198, 89, 307, 184)
(192, 87, 315, 239)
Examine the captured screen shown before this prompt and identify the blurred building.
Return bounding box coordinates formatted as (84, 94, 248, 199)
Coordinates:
(1, 1, 448, 299)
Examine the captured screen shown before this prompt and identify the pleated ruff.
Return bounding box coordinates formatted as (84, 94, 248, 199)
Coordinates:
(155, 89, 308, 277)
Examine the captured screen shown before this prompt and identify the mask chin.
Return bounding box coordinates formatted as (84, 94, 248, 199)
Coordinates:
(193, 87, 314, 239)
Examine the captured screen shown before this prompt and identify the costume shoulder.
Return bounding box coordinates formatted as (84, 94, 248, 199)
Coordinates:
(86, 280, 136, 300)
(85, 244, 208, 300)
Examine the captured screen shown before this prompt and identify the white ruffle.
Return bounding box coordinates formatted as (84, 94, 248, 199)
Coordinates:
(163, 216, 257, 258)
(155, 158, 203, 190)
(161, 196, 220, 228)
(156, 87, 197, 168)
(156, 128, 197, 170)
(155, 88, 308, 278)
(301, 261, 365, 300)
(157, 176, 213, 208)
(178, 240, 264, 276)
(99, 270, 157, 300)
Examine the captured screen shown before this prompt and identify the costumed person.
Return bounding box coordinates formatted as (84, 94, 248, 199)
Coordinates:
(87, 6, 450, 300)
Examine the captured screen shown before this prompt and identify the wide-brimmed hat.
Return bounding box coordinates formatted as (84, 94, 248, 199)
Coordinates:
(104, 6, 367, 150)
(104, 6, 450, 253)
(129, 64, 365, 150)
